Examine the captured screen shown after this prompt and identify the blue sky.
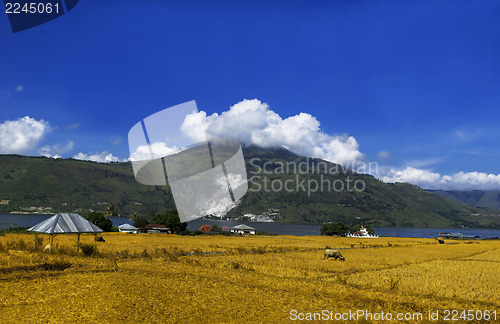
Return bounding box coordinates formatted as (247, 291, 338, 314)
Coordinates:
(2, 0, 500, 190)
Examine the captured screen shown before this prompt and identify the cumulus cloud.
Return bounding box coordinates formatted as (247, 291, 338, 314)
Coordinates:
(379, 167, 442, 188)
(125, 98, 500, 191)
(181, 99, 363, 166)
(379, 167, 500, 190)
(129, 142, 180, 162)
(38, 140, 74, 158)
(0, 116, 50, 154)
(73, 151, 121, 163)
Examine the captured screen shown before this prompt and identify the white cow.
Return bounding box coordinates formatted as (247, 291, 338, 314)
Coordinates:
(324, 249, 345, 261)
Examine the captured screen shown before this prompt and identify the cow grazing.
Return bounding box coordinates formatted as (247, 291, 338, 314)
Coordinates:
(324, 249, 345, 261)
(95, 236, 105, 242)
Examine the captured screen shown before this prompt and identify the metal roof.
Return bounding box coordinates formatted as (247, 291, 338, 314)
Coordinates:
(28, 213, 103, 234)
(138, 224, 169, 230)
(231, 224, 256, 230)
(118, 223, 138, 230)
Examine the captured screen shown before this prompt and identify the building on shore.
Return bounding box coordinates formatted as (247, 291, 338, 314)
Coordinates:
(231, 224, 256, 235)
(347, 226, 378, 238)
(137, 224, 171, 234)
(118, 223, 138, 234)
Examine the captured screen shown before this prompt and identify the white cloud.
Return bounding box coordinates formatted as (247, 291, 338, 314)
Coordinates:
(15, 85, 24, 93)
(181, 99, 363, 166)
(0, 116, 50, 154)
(454, 128, 483, 143)
(39, 140, 74, 158)
(125, 98, 500, 191)
(377, 150, 392, 162)
(109, 136, 122, 146)
(442, 171, 500, 190)
(404, 157, 443, 168)
(73, 151, 121, 163)
(129, 142, 180, 162)
(380, 167, 442, 188)
(65, 123, 80, 130)
(379, 167, 500, 190)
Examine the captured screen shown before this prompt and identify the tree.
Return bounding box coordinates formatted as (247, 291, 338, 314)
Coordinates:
(365, 225, 376, 234)
(348, 224, 362, 233)
(151, 209, 187, 234)
(211, 224, 222, 233)
(147, 207, 156, 220)
(86, 211, 113, 232)
(199, 224, 211, 233)
(104, 203, 119, 217)
(348, 224, 376, 234)
(129, 211, 140, 221)
(133, 217, 149, 228)
(320, 222, 348, 236)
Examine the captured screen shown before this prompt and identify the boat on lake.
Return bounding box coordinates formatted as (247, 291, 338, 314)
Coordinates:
(347, 225, 379, 238)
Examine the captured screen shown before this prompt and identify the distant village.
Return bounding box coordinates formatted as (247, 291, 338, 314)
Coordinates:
(210, 208, 281, 223)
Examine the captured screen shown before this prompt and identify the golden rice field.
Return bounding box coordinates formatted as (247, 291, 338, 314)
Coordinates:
(0, 233, 498, 323)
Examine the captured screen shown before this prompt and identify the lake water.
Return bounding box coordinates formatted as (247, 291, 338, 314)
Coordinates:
(1, 214, 499, 238)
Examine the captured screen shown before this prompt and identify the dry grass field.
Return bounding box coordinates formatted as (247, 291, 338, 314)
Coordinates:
(0, 233, 498, 323)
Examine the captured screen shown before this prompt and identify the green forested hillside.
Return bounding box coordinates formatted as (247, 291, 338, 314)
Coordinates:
(430, 190, 500, 210)
(1, 148, 499, 228)
(0, 155, 175, 216)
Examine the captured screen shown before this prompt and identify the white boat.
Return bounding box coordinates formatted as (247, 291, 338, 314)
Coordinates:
(347, 226, 378, 238)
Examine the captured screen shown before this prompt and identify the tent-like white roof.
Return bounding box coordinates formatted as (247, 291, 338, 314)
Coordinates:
(28, 213, 103, 234)
(231, 224, 256, 230)
(118, 223, 138, 230)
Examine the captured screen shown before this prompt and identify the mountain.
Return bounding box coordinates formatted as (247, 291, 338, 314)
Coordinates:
(1, 148, 499, 228)
(429, 190, 500, 210)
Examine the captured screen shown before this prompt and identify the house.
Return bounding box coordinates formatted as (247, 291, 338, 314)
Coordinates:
(137, 224, 171, 234)
(118, 223, 138, 234)
(231, 224, 256, 235)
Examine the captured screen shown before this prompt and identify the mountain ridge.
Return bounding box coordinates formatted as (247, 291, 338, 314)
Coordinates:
(429, 190, 500, 210)
(0, 148, 499, 228)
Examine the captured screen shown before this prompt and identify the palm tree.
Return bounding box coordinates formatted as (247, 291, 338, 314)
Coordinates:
(129, 211, 140, 221)
(104, 203, 119, 217)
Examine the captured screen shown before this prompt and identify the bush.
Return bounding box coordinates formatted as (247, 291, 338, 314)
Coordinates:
(211, 224, 222, 233)
(141, 249, 151, 259)
(231, 261, 242, 269)
(151, 209, 187, 234)
(255, 231, 277, 236)
(192, 248, 204, 256)
(39, 260, 73, 271)
(133, 217, 149, 228)
(177, 230, 195, 236)
(0, 227, 29, 235)
(199, 225, 211, 233)
(86, 212, 113, 232)
(79, 243, 97, 256)
(252, 245, 267, 254)
(33, 235, 44, 251)
(320, 223, 348, 236)
(163, 246, 185, 262)
(17, 239, 27, 251)
(55, 244, 78, 256)
(349, 224, 376, 234)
